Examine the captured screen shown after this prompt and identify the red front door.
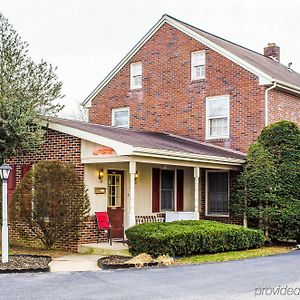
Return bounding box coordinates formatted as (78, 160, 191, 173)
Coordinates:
(107, 170, 124, 238)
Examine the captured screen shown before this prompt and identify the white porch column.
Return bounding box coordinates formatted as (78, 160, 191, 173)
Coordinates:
(128, 161, 136, 227)
(194, 167, 200, 219)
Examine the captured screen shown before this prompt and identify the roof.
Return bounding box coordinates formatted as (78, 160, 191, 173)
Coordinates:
(176, 16, 300, 89)
(46, 117, 246, 163)
(82, 14, 300, 107)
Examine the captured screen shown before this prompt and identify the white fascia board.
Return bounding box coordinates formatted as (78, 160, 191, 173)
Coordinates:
(274, 81, 300, 95)
(45, 121, 134, 156)
(82, 16, 167, 107)
(164, 16, 273, 85)
(82, 15, 279, 108)
(132, 147, 245, 166)
(82, 156, 131, 164)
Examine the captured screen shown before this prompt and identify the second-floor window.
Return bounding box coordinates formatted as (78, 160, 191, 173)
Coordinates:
(206, 95, 229, 139)
(130, 62, 142, 89)
(112, 107, 129, 128)
(191, 51, 205, 80)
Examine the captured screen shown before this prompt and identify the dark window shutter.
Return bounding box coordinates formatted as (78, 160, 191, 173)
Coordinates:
(152, 168, 160, 212)
(8, 165, 16, 202)
(176, 169, 184, 211)
(21, 164, 31, 178)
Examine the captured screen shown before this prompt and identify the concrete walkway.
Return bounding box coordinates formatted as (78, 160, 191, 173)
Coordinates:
(49, 254, 102, 272)
(78, 242, 130, 256)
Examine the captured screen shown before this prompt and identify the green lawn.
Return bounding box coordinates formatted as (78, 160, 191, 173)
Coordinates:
(177, 246, 294, 265)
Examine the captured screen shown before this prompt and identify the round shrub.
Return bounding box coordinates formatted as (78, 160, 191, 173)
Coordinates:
(125, 220, 264, 257)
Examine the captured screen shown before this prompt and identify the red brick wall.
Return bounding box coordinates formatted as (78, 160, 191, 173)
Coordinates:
(8, 128, 105, 251)
(88, 23, 266, 153)
(268, 89, 300, 125)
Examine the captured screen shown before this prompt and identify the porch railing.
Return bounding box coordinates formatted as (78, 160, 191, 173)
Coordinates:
(135, 214, 165, 225)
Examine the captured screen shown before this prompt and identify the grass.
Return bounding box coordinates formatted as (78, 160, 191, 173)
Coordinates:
(177, 245, 294, 265)
(4, 244, 74, 258)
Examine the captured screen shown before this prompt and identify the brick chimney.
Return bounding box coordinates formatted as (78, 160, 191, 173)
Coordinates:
(264, 43, 280, 62)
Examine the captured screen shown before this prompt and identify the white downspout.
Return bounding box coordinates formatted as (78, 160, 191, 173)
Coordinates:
(264, 82, 277, 126)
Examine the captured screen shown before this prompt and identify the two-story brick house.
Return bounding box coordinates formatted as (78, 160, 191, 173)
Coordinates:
(9, 15, 300, 250)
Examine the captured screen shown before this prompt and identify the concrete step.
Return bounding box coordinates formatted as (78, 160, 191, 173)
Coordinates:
(78, 242, 130, 256)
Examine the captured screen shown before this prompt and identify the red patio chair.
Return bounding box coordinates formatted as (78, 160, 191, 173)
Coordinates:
(95, 212, 112, 246)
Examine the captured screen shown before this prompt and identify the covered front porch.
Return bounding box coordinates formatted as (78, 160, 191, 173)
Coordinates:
(84, 154, 242, 237)
(47, 117, 246, 243)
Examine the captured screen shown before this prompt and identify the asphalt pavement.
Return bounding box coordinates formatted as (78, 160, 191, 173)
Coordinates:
(0, 250, 299, 300)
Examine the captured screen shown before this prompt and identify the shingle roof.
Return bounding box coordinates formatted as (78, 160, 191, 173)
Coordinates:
(173, 15, 300, 88)
(48, 117, 246, 161)
(83, 14, 300, 107)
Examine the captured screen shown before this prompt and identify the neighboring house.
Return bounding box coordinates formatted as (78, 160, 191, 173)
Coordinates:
(9, 15, 300, 250)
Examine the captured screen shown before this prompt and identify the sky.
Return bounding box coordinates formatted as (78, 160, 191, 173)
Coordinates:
(1, 0, 300, 119)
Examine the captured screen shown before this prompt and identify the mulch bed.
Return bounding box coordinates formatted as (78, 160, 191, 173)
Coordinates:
(0, 254, 52, 273)
(98, 255, 158, 270)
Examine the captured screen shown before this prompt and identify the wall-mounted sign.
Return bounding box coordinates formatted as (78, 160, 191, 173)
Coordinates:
(93, 146, 115, 156)
(95, 187, 106, 194)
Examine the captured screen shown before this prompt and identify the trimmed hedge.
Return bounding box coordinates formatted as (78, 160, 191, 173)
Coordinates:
(126, 220, 265, 257)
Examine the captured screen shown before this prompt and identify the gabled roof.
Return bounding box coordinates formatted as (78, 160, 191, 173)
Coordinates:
(46, 117, 246, 165)
(82, 14, 300, 107)
(178, 17, 300, 89)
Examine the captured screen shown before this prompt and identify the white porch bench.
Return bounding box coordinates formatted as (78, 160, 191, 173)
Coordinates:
(135, 214, 165, 224)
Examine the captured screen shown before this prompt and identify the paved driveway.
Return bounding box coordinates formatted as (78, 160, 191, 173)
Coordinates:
(0, 251, 300, 300)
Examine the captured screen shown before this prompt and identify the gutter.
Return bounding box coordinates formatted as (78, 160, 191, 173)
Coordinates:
(133, 147, 246, 166)
(264, 82, 277, 126)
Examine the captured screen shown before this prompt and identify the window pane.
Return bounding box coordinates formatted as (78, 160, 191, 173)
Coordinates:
(108, 174, 121, 208)
(131, 63, 142, 76)
(161, 190, 174, 210)
(207, 98, 228, 118)
(161, 170, 175, 211)
(113, 109, 129, 127)
(193, 52, 205, 66)
(194, 65, 205, 79)
(161, 170, 174, 189)
(133, 75, 142, 88)
(209, 118, 228, 137)
(208, 172, 229, 215)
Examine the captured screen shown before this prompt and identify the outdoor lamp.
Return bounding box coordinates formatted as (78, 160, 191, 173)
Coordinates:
(0, 164, 11, 181)
(0, 163, 12, 264)
(134, 171, 140, 184)
(98, 169, 104, 182)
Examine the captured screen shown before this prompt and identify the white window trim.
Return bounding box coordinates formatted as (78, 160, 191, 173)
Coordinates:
(112, 107, 130, 128)
(191, 50, 205, 81)
(205, 95, 230, 140)
(205, 170, 230, 217)
(130, 62, 142, 90)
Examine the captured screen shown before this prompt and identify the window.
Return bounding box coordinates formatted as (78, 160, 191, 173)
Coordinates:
(191, 51, 205, 80)
(206, 95, 229, 139)
(206, 171, 229, 216)
(108, 173, 121, 207)
(160, 170, 175, 211)
(112, 107, 129, 128)
(130, 62, 142, 89)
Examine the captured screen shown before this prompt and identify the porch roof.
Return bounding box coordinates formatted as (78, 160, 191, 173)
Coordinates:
(46, 117, 246, 165)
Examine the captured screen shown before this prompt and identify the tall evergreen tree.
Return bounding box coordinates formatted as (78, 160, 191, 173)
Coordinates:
(231, 121, 300, 242)
(0, 12, 63, 162)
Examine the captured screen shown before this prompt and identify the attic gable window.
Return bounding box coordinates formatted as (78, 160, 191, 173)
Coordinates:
(130, 62, 142, 90)
(191, 51, 205, 80)
(112, 107, 130, 128)
(206, 95, 230, 139)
